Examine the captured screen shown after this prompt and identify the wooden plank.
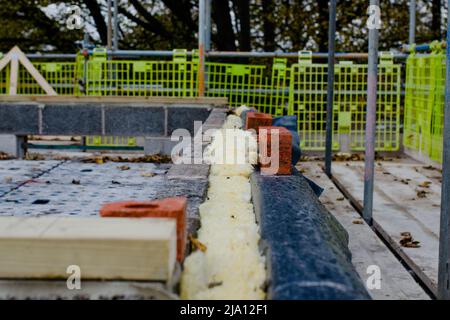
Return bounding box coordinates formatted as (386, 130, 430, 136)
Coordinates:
(331, 162, 439, 296)
(0, 216, 177, 281)
(0, 50, 12, 73)
(300, 162, 429, 300)
(17, 49, 57, 96)
(0, 95, 229, 105)
(8, 54, 18, 95)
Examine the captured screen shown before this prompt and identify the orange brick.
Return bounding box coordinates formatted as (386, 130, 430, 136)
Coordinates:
(245, 112, 273, 132)
(100, 197, 187, 261)
(258, 126, 292, 175)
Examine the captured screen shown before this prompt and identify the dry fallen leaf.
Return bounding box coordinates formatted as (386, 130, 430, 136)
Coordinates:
(95, 157, 104, 164)
(25, 153, 45, 161)
(117, 165, 130, 171)
(141, 172, 156, 177)
(352, 219, 364, 225)
(400, 232, 421, 248)
(418, 181, 432, 188)
(189, 235, 207, 252)
(82, 154, 171, 164)
(336, 197, 345, 201)
(416, 190, 429, 198)
(208, 281, 223, 289)
(0, 152, 14, 160)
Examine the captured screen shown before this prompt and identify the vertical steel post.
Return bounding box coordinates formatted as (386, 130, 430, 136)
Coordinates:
(363, 0, 380, 225)
(324, 0, 337, 177)
(438, 0, 450, 300)
(198, 0, 206, 96)
(205, 0, 212, 51)
(409, 0, 416, 45)
(107, 0, 112, 49)
(113, 0, 119, 50)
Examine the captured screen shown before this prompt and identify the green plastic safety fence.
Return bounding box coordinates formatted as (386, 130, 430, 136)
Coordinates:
(204, 61, 266, 107)
(0, 64, 9, 94)
(288, 51, 339, 151)
(85, 49, 197, 97)
(84, 49, 198, 147)
(85, 136, 137, 147)
(428, 51, 446, 162)
(74, 53, 86, 96)
(335, 53, 401, 152)
(261, 58, 289, 116)
(0, 62, 76, 95)
(16, 62, 77, 95)
(289, 51, 401, 152)
(404, 53, 436, 158)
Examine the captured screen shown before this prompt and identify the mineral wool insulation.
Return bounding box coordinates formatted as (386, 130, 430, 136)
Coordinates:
(181, 110, 266, 300)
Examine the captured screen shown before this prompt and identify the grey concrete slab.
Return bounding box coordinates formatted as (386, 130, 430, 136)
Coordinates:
(0, 280, 178, 300)
(144, 137, 179, 156)
(0, 160, 208, 236)
(167, 164, 209, 180)
(0, 160, 63, 197)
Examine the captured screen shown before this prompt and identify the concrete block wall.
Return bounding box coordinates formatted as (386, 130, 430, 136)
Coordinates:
(0, 102, 227, 158)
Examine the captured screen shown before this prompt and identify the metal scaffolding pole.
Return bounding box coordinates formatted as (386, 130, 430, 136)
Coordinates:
(438, 0, 450, 300)
(107, 0, 112, 49)
(363, 0, 380, 225)
(409, 0, 416, 45)
(113, 0, 119, 51)
(324, 0, 337, 177)
(205, 0, 212, 51)
(198, 0, 206, 96)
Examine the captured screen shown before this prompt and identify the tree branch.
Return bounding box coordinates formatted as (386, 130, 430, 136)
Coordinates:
(83, 0, 108, 45)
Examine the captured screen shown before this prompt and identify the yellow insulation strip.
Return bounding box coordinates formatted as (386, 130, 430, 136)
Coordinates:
(181, 112, 266, 300)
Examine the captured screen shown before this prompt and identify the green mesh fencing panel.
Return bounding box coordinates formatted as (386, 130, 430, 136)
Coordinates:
(404, 53, 435, 157)
(85, 136, 137, 147)
(15, 62, 77, 95)
(261, 58, 289, 116)
(85, 60, 198, 97)
(0, 64, 9, 94)
(0, 62, 75, 95)
(85, 49, 197, 97)
(204, 62, 266, 107)
(335, 55, 401, 151)
(288, 52, 339, 151)
(429, 52, 446, 162)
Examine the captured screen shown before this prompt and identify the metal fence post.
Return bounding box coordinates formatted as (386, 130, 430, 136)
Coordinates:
(107, 0, 112, 49)
(438, 0, 450, 300)
(205, 0, 212, 51)
(113, 0, 119, 51)
(363, 0, 380, 225)
(324, 0, 337, 177)
(198, 0, 206, 96)
(409, 0, 416, 45)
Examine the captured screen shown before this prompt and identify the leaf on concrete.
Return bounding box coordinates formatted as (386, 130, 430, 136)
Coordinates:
(189, 235, 207, 252)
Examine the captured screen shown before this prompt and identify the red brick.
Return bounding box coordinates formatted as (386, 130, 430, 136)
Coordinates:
(245, 112, 273, 132)
(100, 197, 187, 261)
(258, 126, 292, 175)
